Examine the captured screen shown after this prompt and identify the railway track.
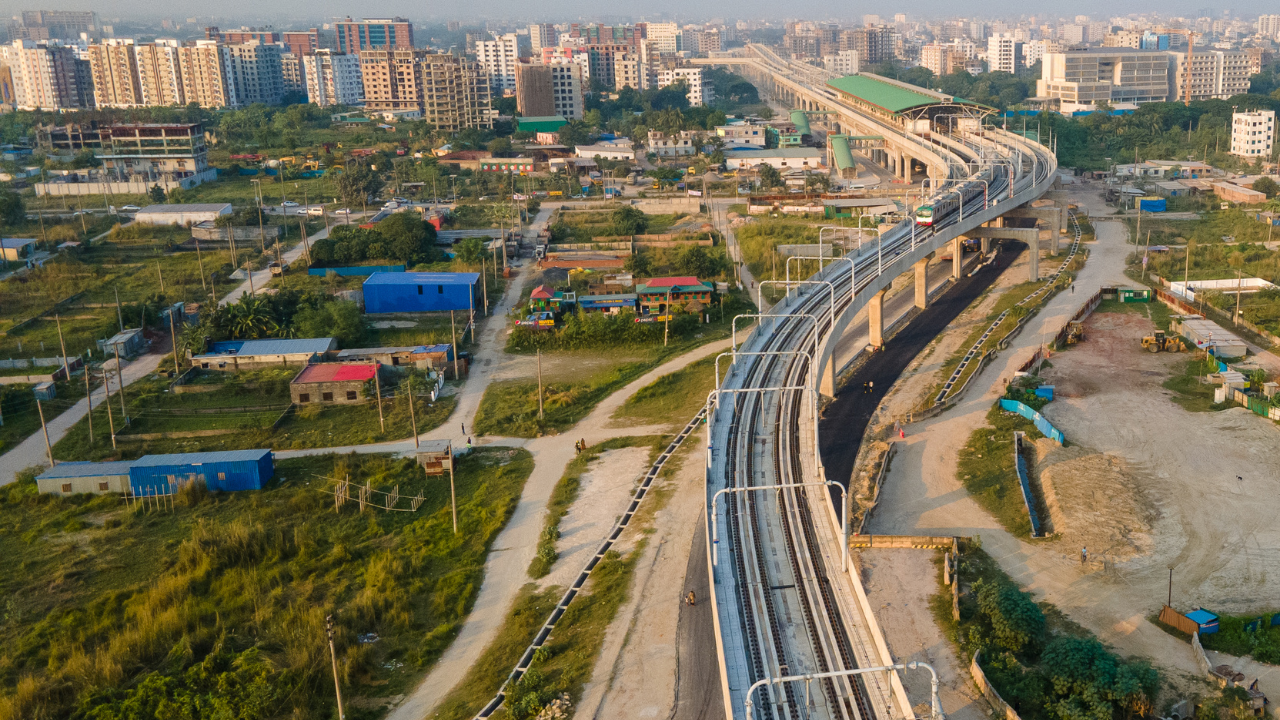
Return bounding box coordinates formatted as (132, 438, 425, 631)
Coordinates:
(708, 59, 1058, 720)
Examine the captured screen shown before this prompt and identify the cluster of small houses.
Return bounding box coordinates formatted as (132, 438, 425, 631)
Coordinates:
(519, 275, 718, 327)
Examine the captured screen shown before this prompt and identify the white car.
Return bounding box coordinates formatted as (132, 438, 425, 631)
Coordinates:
(282, 200, 299, 207)
(383, 201, 400, 209)
(334, 208, 352, 215)
(120, 204, 141, 211)
(307, 206, 325, 216)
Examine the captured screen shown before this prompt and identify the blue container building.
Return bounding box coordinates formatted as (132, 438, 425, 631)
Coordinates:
(129, 449, 275, 494)
(363, 272, 480, 314)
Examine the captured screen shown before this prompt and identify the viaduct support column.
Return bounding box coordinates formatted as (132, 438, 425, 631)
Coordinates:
(1028, 235, 1040, 281)
(981, 236, 991, 253)
(1050, 210, 1061, 255)
(868, 289, 887, 348)
(951, 237, 963, 279)
(913, 256, 931, 309)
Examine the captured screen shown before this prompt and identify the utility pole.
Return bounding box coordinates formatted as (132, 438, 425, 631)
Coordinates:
(104, 367, 117, 449)
(114, 286, 124, 333)
(374, 368, 385, 433)
(450, 310, 460, 381)
(481, 255, 489, 316)
(299, 216, 312, 265)
(37, 398, 54, 467)
(55, 314, 69, 381)
(257, 205, 266, 254)
(1235, 270, 1243, 326)
(537, 348, 544, 420)
(326, 616, 346, 720)
(246, 261, 255, 296)
(664, 286, 673, 347)
(114, 345, 129, 423)
(406, 376, 419, 447)
(157, 261, 164, 292)
(169, 311, 182, 377)
(1183, 243, 1192, 293)
(195, 237, 208, 292)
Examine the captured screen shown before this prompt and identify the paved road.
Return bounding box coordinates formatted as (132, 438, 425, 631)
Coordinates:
(220, 225, 329, 305)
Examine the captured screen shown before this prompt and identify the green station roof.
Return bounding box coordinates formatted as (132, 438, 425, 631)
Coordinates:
(516, 115, 568, 132)
(826, 74, 953, 114)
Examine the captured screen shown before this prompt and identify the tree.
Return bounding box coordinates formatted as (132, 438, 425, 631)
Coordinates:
(0, 190, 24, 227)
(1253, 176, 1279, 198)
(757, 163, 784, 189)
(976, 580, 1046, 654)
(611, 206, 648, 235)
(149, 185, 166, 203)
(294, 300, 367, 347)
(336, 165, 382, 206)
(757, 107, 775, 121)
(376, 212, 438, 264)
(453, 236, 489, 266)
(487, 137, 513, 158)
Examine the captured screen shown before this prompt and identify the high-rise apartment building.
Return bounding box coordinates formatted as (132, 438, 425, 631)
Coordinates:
(528, 24, 556, 56)
(1037, 49, 1171, 111)
(515, 60, 583, 119)
(203, 27, 320, 57)
(336, 17, 413, 54)
(0, 39, 91, 109)
(280, 53, 305, 97)
(281, 30, 321, 57)
(475, 33, 522, 94)
(1231, 110, 1275, 158)
(176, 41, 235, 108)
(823, 50, 860, 75)
(1171, 50, 1251, 101)
(1103, 30, 1143, 48)
(656, 67, 712, 106)
(850, 26, 897, 65)
(920, 44, 953, 76)
(88, 39, 142, 107)
(360, 49, 492, 130)
(135, 40, 185, 106)
(223, 41, 283, 106)
(987, 34, 1024, 74)
(20, 11, 97, 41)
(1060, 24, 1086, 45)
(303, 50, 362, 106)
(612, 53, 641, 92)
(1259, 15, 1280, 40)
(645, 22, 680, 53)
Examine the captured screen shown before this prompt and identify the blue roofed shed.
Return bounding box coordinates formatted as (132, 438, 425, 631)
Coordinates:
(579, 293, 638, 314)
(1186, 609, 1220, 635)
(192, 337, 336, 370)
(36, 461, 135, 496)
(363, 272, 480, 314)
(129, 449, 275, 494)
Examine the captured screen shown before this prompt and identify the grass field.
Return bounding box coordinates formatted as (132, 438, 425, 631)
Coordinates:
(0, 380, 78, 455)
(0, 447, 534, 720)
(473, 361, 654, 438)
(956, 401, 1046, 538)
(1162, 357, 1231, 412)
(51, 369, 457, 460)
(614, 354, 717, 426)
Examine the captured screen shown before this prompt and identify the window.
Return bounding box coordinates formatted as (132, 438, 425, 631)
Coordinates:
(298, 393, 310, 403)
(346, 390, 358, 400)
(322, 392, 334, 402)
(62, 483, 72, 493)
(217, 472, 226, 482)
(99, 481, 109, 491)
(417, 284, 423, 294)
(438, 285, 444, 294)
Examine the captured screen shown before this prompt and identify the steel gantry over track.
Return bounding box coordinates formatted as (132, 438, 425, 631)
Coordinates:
(701, 47, 1058, 720)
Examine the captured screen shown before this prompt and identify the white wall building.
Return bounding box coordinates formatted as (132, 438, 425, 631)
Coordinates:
(475, 32, 521, 93)
(0, 39, 92, 109)
(303, 50, 363, 107)
(1231, 110, 1275, 159)
(223, 40, 283, 106)
(822, 50, 859, 75)
(528, 23, 556, 56)
(987, 33, 1023, 74)
(656, 67, 713, 106)
(1257, 15, 1280, 40)
(645, 22, 680, 54)
(1171, 50, 1251, 102)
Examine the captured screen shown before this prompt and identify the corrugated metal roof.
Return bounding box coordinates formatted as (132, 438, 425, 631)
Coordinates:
(363, 272, 480, 286)
(293, 363, 378, 383)
(37, 460, 136, 479)
(135, 203, 233, 214)
(580, 293, 638, 302)
(202, 337, 335, 357)
(131, 449, 272, 467)
(826, 74, 949, 114)
(336, 346, 426, 356)
(1, 237, 37, 249)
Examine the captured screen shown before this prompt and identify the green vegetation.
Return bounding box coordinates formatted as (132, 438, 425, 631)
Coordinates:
(0, 448, 534, 720)
(528, 436, 662, 578)
(52, 369, 456, 459)
(615, 354, 716, 426)
(0, 380, 76, 454)
(955, 401, 1045, 538)
(1162, 357, 1230, 412)
(310, 213, 443, 267)
(474, 361, 653, 438)
(866, 63, 1036, 110)
(932, 544, 1159, 720)
(1140, 239, 1280, 335)
(1127, 211, 1274, 248)
(1178, 611, 1280, 664)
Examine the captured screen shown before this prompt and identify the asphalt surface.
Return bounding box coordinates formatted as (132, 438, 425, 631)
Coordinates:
(817, 240, 1028, 491)
(672, 514, 724, 720)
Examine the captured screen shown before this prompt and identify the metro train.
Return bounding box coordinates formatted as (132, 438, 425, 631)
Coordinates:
(914, 166, 1012, 227)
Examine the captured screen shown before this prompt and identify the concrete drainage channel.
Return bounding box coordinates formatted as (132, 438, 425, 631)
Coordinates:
(474, 406, 708, 719)
(933, 214, 1085, 406)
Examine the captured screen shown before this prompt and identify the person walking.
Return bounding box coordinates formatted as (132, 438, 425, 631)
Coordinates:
(461, 422, 466, 434)
(685, 590, 696, 606)
(1080, 546, 1088, 566)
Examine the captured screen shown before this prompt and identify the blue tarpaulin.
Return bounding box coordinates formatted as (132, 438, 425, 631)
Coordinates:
(999, 399, 1065, 444)
(1034, 386, 1055, 400)
(1139, 198, 1166, 212)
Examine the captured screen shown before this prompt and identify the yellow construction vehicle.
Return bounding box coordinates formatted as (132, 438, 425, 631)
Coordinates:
(1141, 331, 1167, 352)
(1066, 321, 1085, 344)
(1164, 335, 1186, 352)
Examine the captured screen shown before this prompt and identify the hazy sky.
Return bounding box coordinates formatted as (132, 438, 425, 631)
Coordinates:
(34, 0, 1277, 25)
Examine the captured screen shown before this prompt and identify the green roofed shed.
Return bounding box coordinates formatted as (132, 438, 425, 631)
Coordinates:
(517, 116, 568, 133)
(789, 110, 812, 136)
(826, 75, 947, 114)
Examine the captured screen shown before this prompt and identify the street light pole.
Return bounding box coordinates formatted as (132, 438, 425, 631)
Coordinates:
(326, 616, 346, 720)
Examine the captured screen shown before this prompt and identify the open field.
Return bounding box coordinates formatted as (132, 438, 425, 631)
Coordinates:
(0, 448, 534, 719)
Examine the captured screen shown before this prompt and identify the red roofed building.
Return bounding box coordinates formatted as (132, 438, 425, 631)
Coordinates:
(290, 363, 380, 404)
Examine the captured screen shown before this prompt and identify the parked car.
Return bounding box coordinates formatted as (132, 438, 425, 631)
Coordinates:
(120, 204, 140, 211)
(282, 200, 299, 207)
(392, 197, 408, 204)
(307, 206, 325, 216)
(383, 201, 401, 209)
(334, 208, 352, 215)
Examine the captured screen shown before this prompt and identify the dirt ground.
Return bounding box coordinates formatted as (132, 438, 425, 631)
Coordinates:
(856, 550, 988, 720)
(573, 438, 705, 720)
(540, 445, 654, 591)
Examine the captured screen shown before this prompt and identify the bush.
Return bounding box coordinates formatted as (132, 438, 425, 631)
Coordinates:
(976, 579, 1046, 654)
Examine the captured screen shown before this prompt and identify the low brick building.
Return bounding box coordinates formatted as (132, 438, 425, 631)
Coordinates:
(290, 363, 379, 404)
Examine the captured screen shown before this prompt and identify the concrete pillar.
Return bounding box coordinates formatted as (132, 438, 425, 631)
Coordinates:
(913, 256, 931, 309)
(868, 289, 887, 348)
(951, 237, 963, 279)
(981, 236, 991, 253)
(993, 216, 1004, 228)
(1050, 211, 1060, 254)
(1028, 236, 1039, 281)
(1058, 201, 1069, 235)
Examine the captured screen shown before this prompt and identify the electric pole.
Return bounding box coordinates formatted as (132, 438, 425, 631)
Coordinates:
(326, 616, 346, 720)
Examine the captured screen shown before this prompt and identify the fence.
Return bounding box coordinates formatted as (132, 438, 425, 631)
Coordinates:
(1012, 432, 1044, 537)
(1158, 605, 1201, 635)
(971, 651, 1024, 720)
(848, 534, 961, 550)
(1154, 280, 1280, 348)
(999, 399, 1065, 444)
(307, 265, 406, 277)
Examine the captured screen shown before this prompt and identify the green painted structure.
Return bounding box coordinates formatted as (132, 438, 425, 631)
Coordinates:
(516, 115, 568, 133)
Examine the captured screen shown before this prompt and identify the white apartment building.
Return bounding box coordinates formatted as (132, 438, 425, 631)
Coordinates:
(223, 41, 283, 106)
(1023, 39, 1061, 68)
(303, 50, 363, 107)
(177, 41, 237, 108)
(613, 53, 641, 91)
(1231, 110, 1275, 159)
(549, 60, 583, 119)
(920, 44, 952, 76)
(1171, 50, 1251, 102)
(822, 50, 859, 75)
(1038, 49, 1171, 112)
(135, 40, 184, 107)
(715, 123, 767, 147)
(647, 129, 700, 157)
(645, 22, 680, 54)
(528, 23, 556, 56)
(0, 39, 92, 110)
(657, 67, 713, 106)
(987, 34, 1023, 74)
(476, 32, 521, 94)
(1060, 24, 1086, 44)
(1257, 15, 1280, 40)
